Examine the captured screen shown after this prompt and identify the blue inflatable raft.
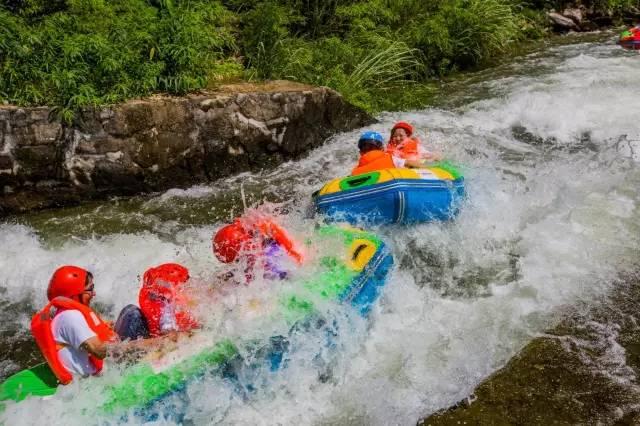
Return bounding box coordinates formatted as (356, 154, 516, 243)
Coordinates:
(313, 163, 465, 225)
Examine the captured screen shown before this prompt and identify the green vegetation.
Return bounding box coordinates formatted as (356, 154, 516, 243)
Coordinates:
(1, 0, 638, 117)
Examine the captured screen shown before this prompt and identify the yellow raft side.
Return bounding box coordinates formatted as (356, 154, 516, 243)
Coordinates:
(317, 178, 343, 196)
(427, 167, 455, 180)
(318, 167, 453, 196)
(346, 238, 378, 272)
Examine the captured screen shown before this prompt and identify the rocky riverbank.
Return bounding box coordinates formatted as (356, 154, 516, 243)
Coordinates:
(547, 4, 640, 32)
(0, 81, 372, 215)
(421, 276, 640, 425)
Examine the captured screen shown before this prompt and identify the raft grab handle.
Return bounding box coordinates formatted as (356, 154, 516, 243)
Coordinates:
(340, 172, 380, 191)
(352, 244, 368, 262)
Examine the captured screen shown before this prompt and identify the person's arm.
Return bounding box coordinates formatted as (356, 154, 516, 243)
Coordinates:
(57, 310, 106, 359)
(109, 331, 183, 363)
(392, 155, 406, 168)
(405, 159, 427, 168)
(80, 336, 107, 359)
(416, 139, 442, 162)
(421, 151, 442, 161)
(405, 153, 444, 168)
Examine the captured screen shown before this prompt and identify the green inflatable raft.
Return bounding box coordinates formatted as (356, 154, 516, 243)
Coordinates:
(0, 225, 393, 415)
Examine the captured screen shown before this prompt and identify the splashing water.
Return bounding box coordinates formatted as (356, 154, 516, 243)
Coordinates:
(1, 34, 639, 424)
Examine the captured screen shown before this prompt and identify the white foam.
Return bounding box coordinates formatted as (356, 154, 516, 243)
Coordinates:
(2, 37, 640, 424)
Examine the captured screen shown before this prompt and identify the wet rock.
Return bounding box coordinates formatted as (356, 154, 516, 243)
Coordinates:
(92, 159, 146, 195)
(592, 15, 614, 27)
(420, 278, 640, 425)
(563, 7, 584, 26)
(13, 146, 58, 180)
(548, 11, 580, 32)
(0, 82, 373, 215)
(0, 155, 12, 171)
(628, 6, 640, 20)
(11, 122, 62, 147)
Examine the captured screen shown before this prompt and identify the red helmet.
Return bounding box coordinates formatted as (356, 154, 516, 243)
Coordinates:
(392, 121, 413, 136)
(212, 220, 253, 263)
(143, 263, 189, 290)
(47, 265, 89, 301)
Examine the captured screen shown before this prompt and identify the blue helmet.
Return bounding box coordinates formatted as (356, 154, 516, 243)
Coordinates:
(358, 131, 384, 150)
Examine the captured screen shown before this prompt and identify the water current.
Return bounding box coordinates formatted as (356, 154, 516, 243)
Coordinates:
(1, 33, 639, 425)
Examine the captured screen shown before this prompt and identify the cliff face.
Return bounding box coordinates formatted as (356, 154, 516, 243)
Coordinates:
(0, 81, 373, 215)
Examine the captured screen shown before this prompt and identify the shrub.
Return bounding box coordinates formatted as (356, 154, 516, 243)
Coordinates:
(2, 0, 637, 116)
(0, 0, 239, 121)
(240, 1, 296, 79)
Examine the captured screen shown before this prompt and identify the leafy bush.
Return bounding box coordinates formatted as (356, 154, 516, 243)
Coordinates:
(240, 1, 296, 79)
(0, 0, 239, 121)
(334, 0, 521, 76)
(591, 0, 640, 13)
(1, 0, 638, 115)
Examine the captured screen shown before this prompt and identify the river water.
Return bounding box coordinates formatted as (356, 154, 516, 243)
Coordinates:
(1, 33, 639, 425)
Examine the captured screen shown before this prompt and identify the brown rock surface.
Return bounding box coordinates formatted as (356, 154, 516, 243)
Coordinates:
(0, 81, 373, 215)
(548, 11, 581, 31)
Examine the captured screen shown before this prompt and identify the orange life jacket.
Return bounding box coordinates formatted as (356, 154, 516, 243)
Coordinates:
(351, 150, 396, 176)
(386, 137, 420, 161)
(31, 297, 116, 384)
(255, 218, 304, 264)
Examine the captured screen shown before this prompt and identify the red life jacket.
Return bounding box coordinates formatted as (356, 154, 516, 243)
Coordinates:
(255, 218, 304, 264)
(233, 217, 305, 283)
(139, 269, 199, 338)
(31, 297, 116, 385)
(351, 150, 396, 176)
(386, 137, 420, 161)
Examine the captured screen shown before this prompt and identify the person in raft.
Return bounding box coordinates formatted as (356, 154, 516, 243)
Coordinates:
(386, 121, 441, 162)
(352, 131, 426, 176)
(114, 263, 199, 341)
(31, 266, 117, 384)
(213, 214, 304, 283)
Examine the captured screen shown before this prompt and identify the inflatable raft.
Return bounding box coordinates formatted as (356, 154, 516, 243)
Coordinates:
(619, 27, 640, 50)
(0, 225, 392, 416)
(313, 162, 465, 225)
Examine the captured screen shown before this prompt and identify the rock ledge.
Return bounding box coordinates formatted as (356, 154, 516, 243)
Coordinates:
(0, 81, 373, 215)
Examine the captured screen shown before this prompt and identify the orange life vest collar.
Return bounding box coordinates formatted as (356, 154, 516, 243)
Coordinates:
(31, 297, 115, 384)
(352, 150, 396, 176)
(386, 137, 420, 161)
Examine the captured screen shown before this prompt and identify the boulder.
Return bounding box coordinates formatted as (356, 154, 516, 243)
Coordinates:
(562, 8, 583, 27)
(548, 11, 580, 32)
(0, 82, 374, 215)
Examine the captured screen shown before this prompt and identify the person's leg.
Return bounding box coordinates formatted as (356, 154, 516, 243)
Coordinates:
(114, 304, 150, 340)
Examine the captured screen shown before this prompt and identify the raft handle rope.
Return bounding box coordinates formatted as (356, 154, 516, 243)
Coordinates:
(240, 182, 248, 212)
(352, 244, 368, 262)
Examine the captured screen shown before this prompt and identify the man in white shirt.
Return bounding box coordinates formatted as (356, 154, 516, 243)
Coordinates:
(52, 308, 104, 376)
(40, 266, 109, 378)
